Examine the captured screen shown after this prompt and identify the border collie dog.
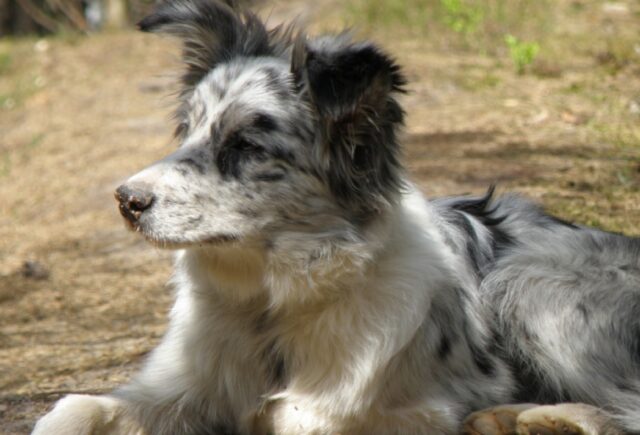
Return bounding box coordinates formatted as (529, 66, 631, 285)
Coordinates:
(33, 1, 640, 434)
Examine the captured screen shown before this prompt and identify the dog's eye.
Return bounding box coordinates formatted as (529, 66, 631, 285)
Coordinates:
(216, 137, 267, 178)
(234, 138, 265, 155)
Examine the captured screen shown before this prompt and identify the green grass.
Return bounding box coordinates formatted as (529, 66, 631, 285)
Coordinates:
(0, 133, 45, 178)
(453, 66, 501, 91)
(344, 0, 553, 52)
(504, 34, 539, 74)
(595, 37, 639, 74)
(342, 0, 638, 76)
(0, 52, 12, 75)
(344, 0, 431, 35)
(440, 0, 483, 36)
(0, 39, 42, 111)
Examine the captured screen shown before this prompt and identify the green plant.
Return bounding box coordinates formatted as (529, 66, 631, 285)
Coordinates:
(440, 0, 483, 35)
(504, 34, 540, 74)
(0, 52, 12, 75)
(345, 0, 430, 35)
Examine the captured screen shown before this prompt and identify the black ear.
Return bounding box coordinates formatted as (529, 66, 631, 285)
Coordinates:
(295, 35, 407, 215)
(138, 0, 273, 90)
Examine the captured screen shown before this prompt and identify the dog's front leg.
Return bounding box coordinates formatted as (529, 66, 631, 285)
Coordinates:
(32, 394, 144, 435)
(255, 287, 439, 435)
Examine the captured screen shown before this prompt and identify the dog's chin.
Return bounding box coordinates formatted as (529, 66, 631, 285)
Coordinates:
(122, 221, 240, 250)
(143, 234, 240, 250)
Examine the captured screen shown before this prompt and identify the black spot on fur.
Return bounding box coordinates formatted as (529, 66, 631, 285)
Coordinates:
(261, 67, 291, 101)
(631, 325, 640, 365)
(429, 288, 463, 364)
(545, 215, 579, 229)
(576, 302, 590, 323)
(489, 224, 514, 259)
(270, 147, 296, 165)
(496, 324, 572, 404)
(446, 186, 515, 265)
(211, 423, 239, 435)
(459, 304, 497, 378)
(616, 381, 639, 394)
(469, 343, 496, 377)
(252, 113, 279, 133)
(456, 213, 485, 276)
(253, 172, 286, 182)
(269, 354, 286, 387)
(261, 339, 286, 388)
(450, 186, 506, 227)
(437, 334, 453, 360)
(446, 208, 503, 278)
(508, 351, 571, 404)
(295, 35, 407, 215)
(203, 234, 238, 244)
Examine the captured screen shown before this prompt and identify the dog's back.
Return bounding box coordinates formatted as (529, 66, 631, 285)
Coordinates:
(435, 190, 640, 431)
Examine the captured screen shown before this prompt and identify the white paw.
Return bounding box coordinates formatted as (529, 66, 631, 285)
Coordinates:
(32, 395, 143, 435)
(252, 394, 336, 435)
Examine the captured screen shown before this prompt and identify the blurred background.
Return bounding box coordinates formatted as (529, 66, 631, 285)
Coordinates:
(0, 0, 639, 433)
(0, 0, 152, 34)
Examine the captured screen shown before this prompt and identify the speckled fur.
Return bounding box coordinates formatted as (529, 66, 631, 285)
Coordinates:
(33, 1, 640, 434)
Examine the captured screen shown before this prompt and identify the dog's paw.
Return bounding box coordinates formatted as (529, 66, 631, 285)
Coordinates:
(32, 394, 144, 435)
(516, 403, 624, 435)
(462, 404, 538, 435)
(251, 393, 338, 435)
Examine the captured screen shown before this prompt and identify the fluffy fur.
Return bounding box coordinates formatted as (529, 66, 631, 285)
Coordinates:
(33, 1, 640, 434)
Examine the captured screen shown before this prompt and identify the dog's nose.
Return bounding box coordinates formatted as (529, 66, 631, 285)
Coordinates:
(115, 185, 155, 223)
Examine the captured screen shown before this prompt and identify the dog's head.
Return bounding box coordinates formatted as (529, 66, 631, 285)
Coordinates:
(116, 0, 406, 249)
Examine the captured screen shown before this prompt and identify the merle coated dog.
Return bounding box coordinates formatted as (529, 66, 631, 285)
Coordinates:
(33, 1, 640, 434)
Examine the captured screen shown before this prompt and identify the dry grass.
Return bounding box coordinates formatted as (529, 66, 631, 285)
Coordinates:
(1, 0, 639, 433)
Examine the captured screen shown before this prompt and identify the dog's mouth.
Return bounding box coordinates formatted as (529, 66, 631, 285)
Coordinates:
(140, 229, 239, 250)
(115, 191, 241, 249)
(117, 211, 240, 249)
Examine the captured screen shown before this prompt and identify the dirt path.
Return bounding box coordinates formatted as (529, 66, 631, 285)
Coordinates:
(1, 1, 639, 433)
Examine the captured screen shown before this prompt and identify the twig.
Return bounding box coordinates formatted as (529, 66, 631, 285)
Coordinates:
(15, 0, 59, 32)
(47, 0, 87, 31)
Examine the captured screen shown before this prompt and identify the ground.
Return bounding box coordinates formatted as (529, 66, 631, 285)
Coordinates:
(1, 0, 639, 433)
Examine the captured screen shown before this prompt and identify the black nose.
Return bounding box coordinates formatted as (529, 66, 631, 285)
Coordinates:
(115, 185, 155, 224)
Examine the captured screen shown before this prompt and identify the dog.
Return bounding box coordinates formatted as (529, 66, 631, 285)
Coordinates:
(32, 1, 640, 434)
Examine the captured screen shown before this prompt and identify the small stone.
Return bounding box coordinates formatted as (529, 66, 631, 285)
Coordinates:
(602, 3, 629, 14)
(34, 39, 49, 53)
(21, 260, 50, 280)
(503, 99, 519, 108)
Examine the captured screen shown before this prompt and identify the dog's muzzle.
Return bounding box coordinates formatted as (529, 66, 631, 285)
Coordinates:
(115, 185, 155, 225)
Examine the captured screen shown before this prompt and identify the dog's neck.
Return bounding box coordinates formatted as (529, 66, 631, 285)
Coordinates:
(175, 209, 396, 310)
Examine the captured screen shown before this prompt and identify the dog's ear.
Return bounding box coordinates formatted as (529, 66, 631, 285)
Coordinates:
(138, 0, 272, 90)
(293, 34, 407, 215)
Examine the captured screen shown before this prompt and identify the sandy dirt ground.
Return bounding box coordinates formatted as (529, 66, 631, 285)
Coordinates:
(1, 0, 639, 433)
